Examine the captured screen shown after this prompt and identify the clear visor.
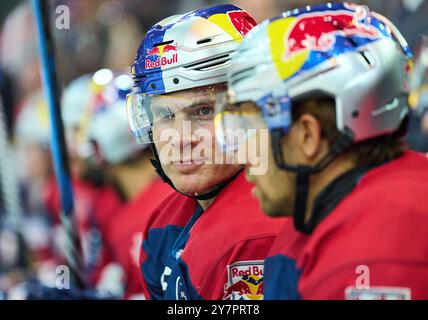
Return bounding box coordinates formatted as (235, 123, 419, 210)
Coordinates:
(214, 92, 268, 154)
(127, 84, 227, 144)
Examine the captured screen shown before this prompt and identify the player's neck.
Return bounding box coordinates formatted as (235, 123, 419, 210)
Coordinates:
(304, 154, 357, 223)
(197, 197, 216, 211)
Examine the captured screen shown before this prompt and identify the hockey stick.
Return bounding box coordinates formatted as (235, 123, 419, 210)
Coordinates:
(32, 0, 87, 289)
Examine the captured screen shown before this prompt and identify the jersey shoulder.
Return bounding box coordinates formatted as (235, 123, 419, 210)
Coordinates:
(187, 173, 286, 258)
(300, 151, 428, 281)
(180, 173, 287, 299)
(147, 189, 197, 232)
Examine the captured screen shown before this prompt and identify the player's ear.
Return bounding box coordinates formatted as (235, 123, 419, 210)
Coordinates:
(296, 114, 322, 161)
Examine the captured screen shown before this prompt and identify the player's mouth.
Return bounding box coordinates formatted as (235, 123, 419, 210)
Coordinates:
(171, 159, 205, 172)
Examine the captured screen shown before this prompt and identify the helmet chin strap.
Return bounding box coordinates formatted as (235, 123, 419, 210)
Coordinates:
(149, 143, 243, 201)
(271, 128, 354, 234)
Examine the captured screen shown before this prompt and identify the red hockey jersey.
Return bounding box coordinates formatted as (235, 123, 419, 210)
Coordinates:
(265, 151, 428, 300)
(104, 178, 172, 298)
(43, 177, 123, 285)
(140, 172, 287, 300)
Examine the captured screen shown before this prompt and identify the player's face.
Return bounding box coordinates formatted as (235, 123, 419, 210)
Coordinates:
(245, 119, 301, 217)
(152, 85, 242, 195)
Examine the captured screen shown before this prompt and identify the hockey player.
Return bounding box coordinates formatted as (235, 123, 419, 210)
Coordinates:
(52, 71, 126, 286)
(62, 70, 173, 298)
(127, 4, 285, 300)
(82, 71, 173, 298)
(11, 91, 56, 287)
(215, 2, 428, 299)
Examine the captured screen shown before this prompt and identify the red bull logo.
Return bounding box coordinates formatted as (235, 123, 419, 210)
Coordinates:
(268, 5, 380, 81)
(223, 261, 264, 300)
(207, 11, 256, 42)
(145, 43, 178, 70)
(227, 11, 257, 38)
(284, 7, 379, 58)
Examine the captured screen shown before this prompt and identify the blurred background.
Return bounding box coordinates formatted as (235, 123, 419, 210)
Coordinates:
(0, 0, 426, 299)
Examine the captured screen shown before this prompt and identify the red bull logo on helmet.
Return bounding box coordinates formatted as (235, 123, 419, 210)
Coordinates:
(226, 10, 257, 38)
(268, 4, 381, 81)
(284, 6, 379, 58)
(145, 43, 178, 70)
(223, 260, 264, 300)
(208, 10, 256, 42)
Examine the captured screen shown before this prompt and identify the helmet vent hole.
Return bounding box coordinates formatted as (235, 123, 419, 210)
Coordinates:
(153, 40, 174, 47)
(184, 54, 230, 71)
(360, 51, 374, 67)
(230, 67, 255, 86)
(197, 38, 212, 45)
(352, 110, 359, 118)
(173, 78, 179, 84)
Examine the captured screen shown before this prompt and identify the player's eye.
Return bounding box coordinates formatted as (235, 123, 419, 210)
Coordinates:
(192, 104, 215, 119)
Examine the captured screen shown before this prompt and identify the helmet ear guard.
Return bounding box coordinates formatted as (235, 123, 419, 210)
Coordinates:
(256, 84, 293, 135)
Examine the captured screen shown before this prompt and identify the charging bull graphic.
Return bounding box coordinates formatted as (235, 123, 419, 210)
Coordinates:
(283, 6, 379, 58)
(268, 4, 382, 81)
(223, 261, 264, 300)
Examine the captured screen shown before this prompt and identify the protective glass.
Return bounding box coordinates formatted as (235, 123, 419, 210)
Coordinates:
(127, 84, 227, 144)
(214, 91, 291, 153)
